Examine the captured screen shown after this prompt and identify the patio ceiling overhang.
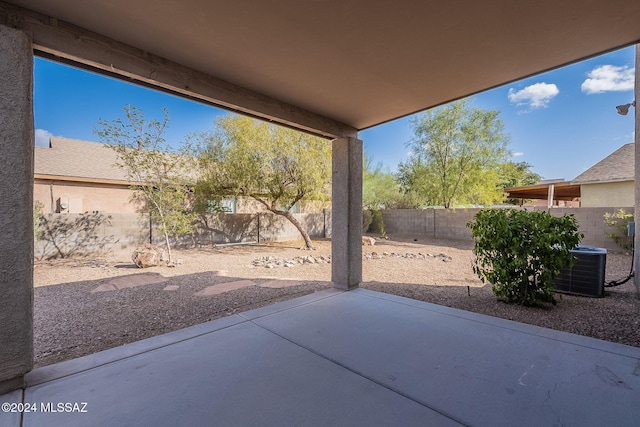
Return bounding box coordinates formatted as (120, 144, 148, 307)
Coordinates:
(504, 182, 581, 201)
(2, 1, 640, 138)
(2, 0, 640, 401)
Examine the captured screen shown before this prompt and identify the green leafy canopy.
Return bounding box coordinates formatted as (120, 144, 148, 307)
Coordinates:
(195, 115, 331, 248)
(398, 98, 512, 208)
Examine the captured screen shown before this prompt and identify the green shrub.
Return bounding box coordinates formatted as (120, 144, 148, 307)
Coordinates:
(467, 209, 583, 306)
(33, 201, 44, 241)
(603, 209, 634, 251)
(371, 208, 386, 237)
(362, 209, 373, 233)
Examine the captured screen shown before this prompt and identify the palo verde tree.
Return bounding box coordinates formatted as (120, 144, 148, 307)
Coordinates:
(397, 98, 510, 208)
(95, 105, 198, 263)
(196, 115, 331, 249)
(363, 155, 419, 234)
(363, 155, 411, 210)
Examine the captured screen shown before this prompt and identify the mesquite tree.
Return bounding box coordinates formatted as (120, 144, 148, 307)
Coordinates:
(196, 115, 331, 249)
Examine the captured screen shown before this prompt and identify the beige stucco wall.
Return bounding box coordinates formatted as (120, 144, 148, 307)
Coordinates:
(34, 180, 138, 213)
(34, 179, 330, 215)
(580, 181, 635, 207)
(0, 24, 33, 393)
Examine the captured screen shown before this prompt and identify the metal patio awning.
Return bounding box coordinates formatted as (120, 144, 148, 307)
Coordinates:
(504, 182, 581, 203)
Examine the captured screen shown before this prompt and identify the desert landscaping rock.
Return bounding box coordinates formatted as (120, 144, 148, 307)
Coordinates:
(252, 255, 331, 268)
(252, 251, 451, 268)
(33, 236, 640, 368)
(131, 244, 165, 268)
(362, 236, 376, 246)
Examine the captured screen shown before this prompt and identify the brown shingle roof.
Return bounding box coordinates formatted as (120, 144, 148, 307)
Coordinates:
(572, 143, 634, 184)
(35, 136, 130, 183)
(35, 136, 199, 184)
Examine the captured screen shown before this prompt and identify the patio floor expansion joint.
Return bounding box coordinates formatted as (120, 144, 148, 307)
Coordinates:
(246, 317, 469, 426)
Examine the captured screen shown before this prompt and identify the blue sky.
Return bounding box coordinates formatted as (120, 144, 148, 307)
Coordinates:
(35, 46, 636, 181)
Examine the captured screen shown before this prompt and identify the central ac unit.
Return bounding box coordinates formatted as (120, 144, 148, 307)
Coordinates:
(554, 245, 607, 298)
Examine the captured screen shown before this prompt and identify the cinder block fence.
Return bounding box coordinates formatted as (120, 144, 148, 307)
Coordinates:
(34, 206, 631, 259)
(35, 210, 331, 259)
(380, 207, 634, 251)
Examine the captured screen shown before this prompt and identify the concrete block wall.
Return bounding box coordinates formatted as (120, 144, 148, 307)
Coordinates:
(382, 209, 435, 235)
(434, 208, 481, 240)
(381, 208, 479, 240)
(37, 207, 631, 257)
(323, 209, 332, 238)
(381, 207, 635, 252)
(535, 207, 634, 251)
(257, 212, 326, 242)
(36, 211, 329, 257)
(169, 214, 259, 247)
(36, 212, 149, 259)
(107, 213, 151, 248)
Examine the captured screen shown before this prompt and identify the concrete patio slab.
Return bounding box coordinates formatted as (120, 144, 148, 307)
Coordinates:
(3, 289, 639, 426)
(0, 388, 22, 427)
(250, 289, 640, 426)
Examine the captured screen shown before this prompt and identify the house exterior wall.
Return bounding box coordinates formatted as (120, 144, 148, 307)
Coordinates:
(34, 180, 329, 215)
(34, 180, 138, 214)
(580, 181, 635, 207)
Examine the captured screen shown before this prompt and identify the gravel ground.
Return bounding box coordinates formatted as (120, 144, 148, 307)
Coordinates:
(33, 236, 640, 368)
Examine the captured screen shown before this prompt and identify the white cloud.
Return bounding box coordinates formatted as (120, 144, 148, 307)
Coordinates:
(512, 152, 524, 157)
(581, 65, 635, 94)
(34, 129, 53, 147)
(508, 83, 559, 109)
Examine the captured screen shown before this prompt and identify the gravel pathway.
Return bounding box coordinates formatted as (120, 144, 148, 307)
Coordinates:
(33, 237, 640, 367)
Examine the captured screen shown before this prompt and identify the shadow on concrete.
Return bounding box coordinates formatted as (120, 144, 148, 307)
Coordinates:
(13, 288, 640, 426)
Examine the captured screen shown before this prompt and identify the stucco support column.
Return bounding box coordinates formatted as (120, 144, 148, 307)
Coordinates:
(0, 25, 34, 393)
(634, 44, 640, 298)
(331, 137, 362, 290)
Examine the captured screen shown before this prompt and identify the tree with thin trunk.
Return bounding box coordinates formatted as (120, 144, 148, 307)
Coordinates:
(95, 105, 198, 263)
(397, 98, 510, 208)
(196, 115, 331, 249)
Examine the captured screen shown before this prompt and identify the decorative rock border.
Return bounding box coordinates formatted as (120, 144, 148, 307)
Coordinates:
(251, 251, 451, 268)
(252, 255, 332, 269)
(364, 251, 452, 262)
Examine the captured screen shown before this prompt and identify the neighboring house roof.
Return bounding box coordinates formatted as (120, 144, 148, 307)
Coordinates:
(35, 136, 131, 184)
(572, 143, 634, 185)
(35, 136, 199, 185)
